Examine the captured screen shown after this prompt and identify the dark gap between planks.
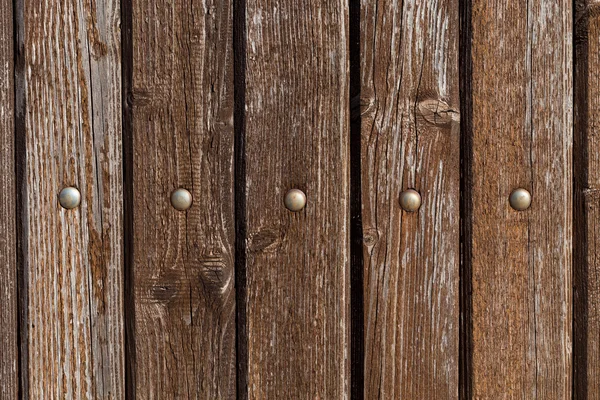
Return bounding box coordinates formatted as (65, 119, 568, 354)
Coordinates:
(233, 0, 249, 397)
(573, 0, 590, 397)
(459, 0, 474, 398)
(13, 0, 28, 396)
(349, 0, 364, 398)
(121, 0, 135, 396)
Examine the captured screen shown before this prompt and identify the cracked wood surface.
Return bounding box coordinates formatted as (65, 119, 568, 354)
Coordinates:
(243, 0, 350, 397)
(359, 0, 460, 398)
(0, 0, 17, 397)
(574, 2, 600, 398)
(22, 0, 124, 397)
(469, 0, 572, 398)
(129, 0, 236, 397)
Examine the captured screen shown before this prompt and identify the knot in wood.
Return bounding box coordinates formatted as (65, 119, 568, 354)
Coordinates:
(417, 99, 460, 126)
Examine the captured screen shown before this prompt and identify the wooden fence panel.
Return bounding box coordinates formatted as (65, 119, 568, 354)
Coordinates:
(359, 0, 460, 398)
(22, 0, 124, 397)
(0, 1, 590, 398)
(0, 0, 17, 397)
(128, 0, 236, 397)
(575, 1, 600, 398)
(243, 0, 350, 397)
(468, 0, 572, 398)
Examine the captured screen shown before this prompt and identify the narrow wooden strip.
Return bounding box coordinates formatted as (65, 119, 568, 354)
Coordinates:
(360, 0, 460, 398)
(574, 2, 600, 397)
(469, 0, 572, 398)
(23, 0, 124, 397)
(129, 0, 236, 397)
(244, 0, 350, 397)
(0, 0, 18, 397)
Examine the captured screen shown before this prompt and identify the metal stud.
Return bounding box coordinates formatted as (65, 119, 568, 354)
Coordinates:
(509, 188, 532, 211)
(171, 188, 193, 211)
(284, 189, 307, 212)
(59, 187, 81, 210)
(399, 189, 421, 212)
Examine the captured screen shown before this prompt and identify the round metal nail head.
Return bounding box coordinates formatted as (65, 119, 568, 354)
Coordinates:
(59, 187, 81, 210)
(509, 188, 532, 211)
(171, 188, 193, 211)
(284, 189, 306, 212)
(399, 189, 421, 212)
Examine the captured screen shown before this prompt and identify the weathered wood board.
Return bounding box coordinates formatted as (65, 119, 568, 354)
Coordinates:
(359, 0, 460, 398)
(128, 0, 236, 397)
(468, 0, 572, 398)
(0, 0, 17, 397)
(22, 0, 124, 397)
(243, 0, 350, 397)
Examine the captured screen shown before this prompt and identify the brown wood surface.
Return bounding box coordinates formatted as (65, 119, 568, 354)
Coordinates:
(0, 0, 17, 397)
(575, 2, 600, 398)
(469, 0, 572, 398)
(243, 0, 350, 397)
(22, 0, 124, 397)
(129, 0, 236, 397)
(359, 0, 460, 398)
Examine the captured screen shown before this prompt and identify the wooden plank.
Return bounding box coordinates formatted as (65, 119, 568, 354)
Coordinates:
(574, 2, 600, 398)
(23, 0, 124, 397)
(359, 0, 460, 398)
(0, 0, 17, 397)
(469, 0, 572, 398)
(128, 0, 236, 397)
(243, 0, 350, 398)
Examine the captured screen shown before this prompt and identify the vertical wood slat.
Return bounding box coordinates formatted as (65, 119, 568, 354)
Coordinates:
(359, 0, 460, 398)
(0, 0, 17, 397)
(575, 1, 600, 398)
(129, 0, 236, 397)
(469, 0, 572, 398)
(22, 0, 124, 397)
(243, 0, 350, 397)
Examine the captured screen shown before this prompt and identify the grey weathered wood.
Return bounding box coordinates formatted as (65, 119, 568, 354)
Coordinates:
(0, 0, 17, 397)
(574, 2, 600, 398)
(23, 0, 124, 397)
(469, 0, 572, 398)
(243, 0, 350, 398)
(359, 0, 460, 398)
(129, 0, 236, 397)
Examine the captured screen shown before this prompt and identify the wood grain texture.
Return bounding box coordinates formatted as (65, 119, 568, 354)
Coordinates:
(469, 0, 572, 398)
(359, 0, 460, 398)
(574, 2, 600, 398)
(22, 0, 124, 397)
(243, 0, 350, 397)
(129, 0, 236, 397)
(0, 0, 17, 397)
